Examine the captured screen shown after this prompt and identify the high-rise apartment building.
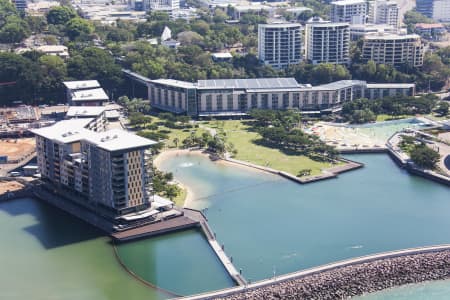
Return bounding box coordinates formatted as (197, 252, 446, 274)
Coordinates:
(32, 119, 156, 218)
(258, 23, 302, 69)
(331, 0, 368, 24)
(11, 0, 27, 11)
(373, 0, 399, 28)
(416, 0, 450, 22)
(305, 18, 350, 65)
(362, 33, 424, 67)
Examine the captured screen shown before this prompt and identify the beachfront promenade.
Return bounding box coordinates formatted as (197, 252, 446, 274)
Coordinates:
(179, 244, 450, 300)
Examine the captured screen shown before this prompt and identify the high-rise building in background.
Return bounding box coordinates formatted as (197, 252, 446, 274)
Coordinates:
(11, 0, 27, 11)
(331, 0, 368, 24)
(373, 0, 400, 28)
(416, 0, 450, 22)
(362, 33, 424, 67)
(257, 23, 303, 69)
(305, 17, 350, 65)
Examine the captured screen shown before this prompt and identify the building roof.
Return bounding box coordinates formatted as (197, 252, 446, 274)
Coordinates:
(212, 52, 233, 59)
(415, 23, 445, 29)
(36, 45, 68, 54)
(150, 79, 196, 89)
(31, 119, 95, 143)
(84, 129, 157, 151)
(197, 78, 301, 90)
(63, 80, 101, 90)
(259, 22, 302, 29)
(331, 0, 367, 5)
(364, 33, 421, 40)
(71, 88, 109, 102)
(66, 106, 106, 118)
(366, 83, 415, 89)
(307, 21, 349, 28)
(311, 80, 366, 90)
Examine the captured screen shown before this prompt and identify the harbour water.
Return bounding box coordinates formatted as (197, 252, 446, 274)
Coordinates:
(358, 279, 450, 299)
(0, 198, 232, 299)
(1, 152, 449, 299)
(155, 153, 450, 291)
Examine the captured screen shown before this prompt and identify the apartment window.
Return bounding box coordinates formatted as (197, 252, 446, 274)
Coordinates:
(206, 95, 212, 111)
(271, 94, 279, 108)
(217, 95, 223, 111)
(251, 94, 258, 109)
(227, 94, 234, 110)
(261, 94, 268, 109)
(293, 93, 300, 108)
(282, 93, 289, 108)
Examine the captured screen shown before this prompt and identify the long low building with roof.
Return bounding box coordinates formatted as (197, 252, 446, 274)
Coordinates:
(31, 119, 157, 219)
(142, 75, 415, 117)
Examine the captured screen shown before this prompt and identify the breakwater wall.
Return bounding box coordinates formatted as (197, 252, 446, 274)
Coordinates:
(180, 245, 450, 300)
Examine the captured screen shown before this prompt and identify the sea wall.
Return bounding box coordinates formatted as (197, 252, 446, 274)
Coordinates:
(216, 250, 450, 299)
(181, 246, 450, 300)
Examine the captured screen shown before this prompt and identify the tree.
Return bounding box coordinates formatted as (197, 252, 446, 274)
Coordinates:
(165, 185, 179, 201)
(410, 144, 440, 169)
(46, 6, 77, 25)
(0, 17, 30, 43)
(435, 101, 449, 116)
(65, 17, 94, 40)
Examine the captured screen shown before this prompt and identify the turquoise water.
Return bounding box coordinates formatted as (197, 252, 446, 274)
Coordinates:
(347, 118, 428, 141)
(358, 279, 450, 299)
(155, 153, 450, 284)
(0, 198, 231, 299)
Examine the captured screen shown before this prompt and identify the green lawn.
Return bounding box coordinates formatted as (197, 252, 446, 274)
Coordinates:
(135, 116, 207, 148)
(203, 120, 333, 176)
(376, 114, 411, 122)
(172, 187, 187, 207)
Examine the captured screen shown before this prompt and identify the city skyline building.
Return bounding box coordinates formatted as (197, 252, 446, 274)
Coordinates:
(330, 0, 368, 24)
(362, 33, 424, 67)
(257, 23, 303, 69)
(305, 17, 350, 65)
(416, 0, 450, 22)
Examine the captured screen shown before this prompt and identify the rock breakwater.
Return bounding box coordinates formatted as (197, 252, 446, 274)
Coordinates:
(217, 250, 450, 299)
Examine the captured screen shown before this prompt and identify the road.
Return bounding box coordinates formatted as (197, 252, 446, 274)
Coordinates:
(398, 0, 416, 24)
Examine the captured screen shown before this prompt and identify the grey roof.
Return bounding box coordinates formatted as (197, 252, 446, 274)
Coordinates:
(311, 80, 366, 90)
(197, 78, 301, 90)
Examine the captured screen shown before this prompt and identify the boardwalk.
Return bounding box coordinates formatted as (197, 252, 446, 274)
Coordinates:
(184, 209, 247, 286)
(112, 216, 199, 242)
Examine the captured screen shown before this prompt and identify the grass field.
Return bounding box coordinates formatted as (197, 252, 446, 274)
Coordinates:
(203, 120, 333, 176)
(376, 114, 411, 122)
(134, 116, 207, 148)
(172, 187, 187, 207)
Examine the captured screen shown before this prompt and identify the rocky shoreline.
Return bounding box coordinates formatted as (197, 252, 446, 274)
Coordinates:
(216, 250, 450, 300)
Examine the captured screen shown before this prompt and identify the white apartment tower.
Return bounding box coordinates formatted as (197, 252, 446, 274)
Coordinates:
(362, 33, 424, 67)
(305, 18, 350, 65)
(331, 0, 368, 24)
(258, 23, 302, 69)
(32, 120, 156, 217)
(371, 0, 400, 28)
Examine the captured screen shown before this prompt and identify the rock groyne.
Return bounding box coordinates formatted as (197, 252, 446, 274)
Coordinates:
(216, 250, 450, 300)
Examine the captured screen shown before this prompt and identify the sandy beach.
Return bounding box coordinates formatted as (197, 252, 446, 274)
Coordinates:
(153, 149, 206, 208)
(153, 149, 275, 207)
